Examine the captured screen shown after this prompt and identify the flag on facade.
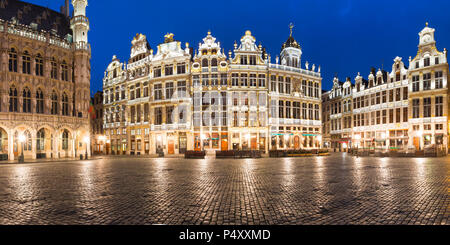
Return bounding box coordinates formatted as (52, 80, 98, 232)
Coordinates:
(89, 101, 96, 119)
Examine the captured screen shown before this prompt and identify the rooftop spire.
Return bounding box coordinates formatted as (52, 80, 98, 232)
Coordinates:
(289, 22, 294, 37)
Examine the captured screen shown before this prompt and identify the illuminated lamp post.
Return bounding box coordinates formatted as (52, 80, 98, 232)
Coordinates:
(317, 135, 322, 150)
(83, 136, 89, 160)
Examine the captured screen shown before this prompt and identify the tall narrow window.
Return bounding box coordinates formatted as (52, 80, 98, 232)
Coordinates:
(423, 73, 431, 90)
(51, 58, 58, 79)
(435, 96, 443, 117)
(61, 61, 69, 81)
(412, 99, 420, 118)
(258, 74, 266, 87)
(423, 98, 431, 118)
(22, 51, 31, 74)
(435, 71, 443, 89)
(165, 82, 174, 99)
(36, 88, 44, 114)
(9, 86, 18, 112)
(9, 48, 18, 72)
(51, 91, 58, 115)
(62, 130, 69, 150)
(22, 87, 31, 113)
(62, 93, 69, 116)
(412, 75, 420, 92)
(35, 54, 44, 76)
(37, 129, 45, 151)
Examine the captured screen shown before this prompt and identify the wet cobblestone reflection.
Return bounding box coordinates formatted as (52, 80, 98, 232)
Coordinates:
(0, 154, 448, 225)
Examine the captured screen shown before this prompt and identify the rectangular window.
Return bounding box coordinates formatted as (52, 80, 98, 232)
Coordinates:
(155, 108, 162, 125)
(424, 57, 430, 67)
(249, 74, 257, 86)
(423, 73, 431, 90)
(165, 82, 174, 99)
(423, 97, 431, 118)
(279, 101, 284, 118)
(270, 76, 277, 92)
(177, 63, 186, 74)
(395, 88, 401, 101)
(285, 101, 291, 119)
(202, 74, 209, 86)
(240, 74, 248, 86)
(382, 110, 387, 124)
(435, 96, 443, 117)
(395, 108, 401, 123)
(258, 74, 266, 87)
(154, 84, 162, 100)
(435, 71, 443, 89)
(412, 99, 420, 118)
(403, 107, 408, 122)
(412, 75, 420, 92)
(164, 65, 173, 76)
(389, 90, 394, 102)
(211, 74, 218, 86)
(166, 106, 174, 124)
(278, 77, 284, 93)
(154, 67, 161, 77)
(220, 73, 227, 86)
(231, 73, 239, 86)
(193, 75, 200, 87)
(382, 91, 387, 103)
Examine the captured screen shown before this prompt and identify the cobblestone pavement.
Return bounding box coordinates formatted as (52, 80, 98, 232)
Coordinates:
(0, 154, 448, 225)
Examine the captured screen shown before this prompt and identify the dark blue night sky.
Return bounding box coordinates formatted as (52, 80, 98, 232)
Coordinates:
(27, 0, 450, 95)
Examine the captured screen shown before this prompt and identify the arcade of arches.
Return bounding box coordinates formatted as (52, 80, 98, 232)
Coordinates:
(0, 126, 90, 161)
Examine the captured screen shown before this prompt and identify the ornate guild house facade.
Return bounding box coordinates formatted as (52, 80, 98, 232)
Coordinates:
(103, 26, 323, 155)
(323, 24, 449, 155)
(0, 0, 91, 161)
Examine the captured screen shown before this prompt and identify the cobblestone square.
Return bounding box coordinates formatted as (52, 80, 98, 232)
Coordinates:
(0, 154, 448, 225)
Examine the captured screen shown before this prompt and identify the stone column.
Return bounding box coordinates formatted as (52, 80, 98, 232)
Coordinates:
(31, 132, 36, 160)
(8, 129, 14, 161)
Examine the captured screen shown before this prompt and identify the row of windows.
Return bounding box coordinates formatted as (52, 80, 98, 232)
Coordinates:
(8, 48, 70, 81)
(352, 87, 409, 110)
(412, 97, 444, 118)
(153, 63, 186, 78)
(412, 71, 444, 91)
(276, 101, 320, 120)
(7, 87, 70, 116)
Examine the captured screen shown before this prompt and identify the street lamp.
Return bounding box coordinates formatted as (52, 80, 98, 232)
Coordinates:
(83, 136, 89, 160)
(317, 135, 322, 149)
(18, 134, 25, 163)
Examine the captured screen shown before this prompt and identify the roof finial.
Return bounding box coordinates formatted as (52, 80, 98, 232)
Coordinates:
(289, 22, 294, 37)
(426, 21, 429, 27)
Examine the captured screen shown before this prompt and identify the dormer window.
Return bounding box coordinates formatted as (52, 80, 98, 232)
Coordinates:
(249, 56, 256, 65)
(202, 50, 207, 55)
(211, 49, 217, 55)
(377, 77, 381, 84)
(396, 72, 401, 81)
(165, 65, 173, 76)
(240, 56, 248, 65)
(424, 57, 430, 67)
(415, 62, 419, 69)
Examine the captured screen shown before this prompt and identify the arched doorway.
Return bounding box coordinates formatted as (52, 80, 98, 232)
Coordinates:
(36, 128, 52, 159)
(61, 129, 70, 158)
(294, 136, 300, 149)
(0, 128, 8, 161)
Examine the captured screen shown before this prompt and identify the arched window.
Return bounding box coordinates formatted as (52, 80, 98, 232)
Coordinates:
(9, 48, 18, 72)
(22, 51, 31, 74)
(35, 54, 44, 76)
(51, 91, 58, 115)
(62, 130, 69, 150)
(62, 93, 69, 116)
(61, 61, 69, 81)
(202, 59, 208, 67)
(211, 58, 218, 67)
(9, 86, 18, 112)
(23, 130, 32, 151)
(23, 87, 31, 113)
(51, 58, 58, 79)
(36, 88, 44, 114)
(37, 129, 45, 151)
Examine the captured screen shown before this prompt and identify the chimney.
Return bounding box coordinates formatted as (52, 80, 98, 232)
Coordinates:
(65, 0, 70, 17)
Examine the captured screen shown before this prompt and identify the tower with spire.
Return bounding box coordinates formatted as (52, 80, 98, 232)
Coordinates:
(280, 23, 302, 68)
(71, 0, 91, 120)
